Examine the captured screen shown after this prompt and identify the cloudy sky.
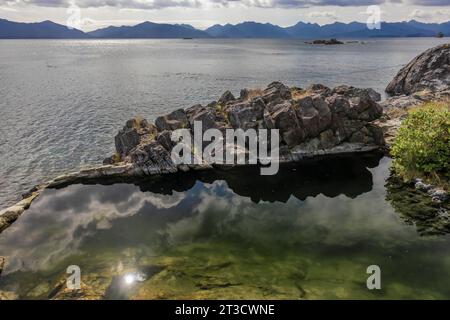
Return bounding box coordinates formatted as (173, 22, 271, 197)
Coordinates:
(0, 0, 449, 31)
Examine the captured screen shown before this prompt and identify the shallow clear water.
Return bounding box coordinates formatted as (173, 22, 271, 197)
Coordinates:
(1, 155, 450, 300)
(0, 38, 449, 209)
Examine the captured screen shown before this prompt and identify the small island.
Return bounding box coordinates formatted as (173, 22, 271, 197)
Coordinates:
(306, 38, 344, 45)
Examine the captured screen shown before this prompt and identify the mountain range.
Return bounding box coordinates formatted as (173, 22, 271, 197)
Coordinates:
(1, 18, 449, 39)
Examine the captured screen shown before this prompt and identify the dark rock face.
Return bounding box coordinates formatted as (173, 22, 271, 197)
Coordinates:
(129, 141, 177, 175)
(386, 43, 450, 96)
(114, 117, 157, 159)
(155, 108, 189, 131)
(218, 90, 236, 105)
(228, 98, 265, 130)
(105, 82, 384, 174)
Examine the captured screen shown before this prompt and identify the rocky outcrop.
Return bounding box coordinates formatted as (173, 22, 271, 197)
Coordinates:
(386, 43, 450, 96)
(105, 82, 384, 175)
(379, 43, 450, 147)
(1, 82, 385, 235)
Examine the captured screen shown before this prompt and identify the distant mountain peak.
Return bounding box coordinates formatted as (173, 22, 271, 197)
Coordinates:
(0, 18, 449, 39)
(0, 18, 87, 38)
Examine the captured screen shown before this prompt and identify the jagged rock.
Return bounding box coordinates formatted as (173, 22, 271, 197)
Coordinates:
(115, 117, 157, 158)
(294, 96, 331, 138)
(380, 95, 424, 110)
(261, 81, 292, 106)
(186, 104, 218, 131)
(218, 90, 235, 105)
(386, 43, 450, 96)
(105, 82, 384, 173)
(265, 101, 305, 147)
(239, 88, 250, 100)
(307, 84, 331, 95)
(228, 98, 265, 130)
(155, 108, 189, 132)
(157, 130, 175, 151)
(333, 85, 382, 102)
(129, 141, 177, 175)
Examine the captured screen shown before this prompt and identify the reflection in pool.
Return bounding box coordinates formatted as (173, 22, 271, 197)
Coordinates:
(0, 154, 450, 300)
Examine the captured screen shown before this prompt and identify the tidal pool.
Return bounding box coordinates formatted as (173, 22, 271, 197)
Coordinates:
(1, 155, 449, 300)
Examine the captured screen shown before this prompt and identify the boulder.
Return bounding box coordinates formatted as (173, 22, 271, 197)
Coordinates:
(332, 85, 382, 102)
(293, 96, 332, 138)
(265, 101, 305, 147)
(186, 104, 219, 131)
(114, 117, 157, 158)
(228, 98, 265, 130)
(261, 81, 292, 106)
(129, 141, 177, 175)
(157, 130, 175, 151)
(386, 43, 450, 96)
(155, 109, 189, 132)
(218, 90, 236, 105)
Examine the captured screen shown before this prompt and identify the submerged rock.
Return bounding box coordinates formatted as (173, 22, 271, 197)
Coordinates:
(0, 290, 18, 300)
(104, 82, 385, 174)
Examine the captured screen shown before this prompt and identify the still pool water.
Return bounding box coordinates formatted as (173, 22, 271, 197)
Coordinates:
(0, 155, 449, 299)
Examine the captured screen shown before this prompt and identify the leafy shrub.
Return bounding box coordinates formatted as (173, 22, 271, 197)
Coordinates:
(391, 101, 450, 182)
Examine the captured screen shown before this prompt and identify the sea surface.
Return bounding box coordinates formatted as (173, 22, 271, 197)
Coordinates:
(1, 156, 449, 299)
(0, 37, 448, 209)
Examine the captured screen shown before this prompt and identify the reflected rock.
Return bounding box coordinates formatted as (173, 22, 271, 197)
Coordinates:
(386, 175, 450, 236)
(86, 153, 383, 204)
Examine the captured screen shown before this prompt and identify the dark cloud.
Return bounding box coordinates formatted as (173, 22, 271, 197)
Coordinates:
(0, 0, 202, 9)
(408, 0, 450, 5)
(1, 0, 449, 9)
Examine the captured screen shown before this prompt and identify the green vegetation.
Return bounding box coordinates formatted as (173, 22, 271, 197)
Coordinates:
(391, 101, 450, 187)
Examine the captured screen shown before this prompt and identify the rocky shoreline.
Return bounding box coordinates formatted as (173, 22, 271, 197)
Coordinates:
(1, 43, 449, 235)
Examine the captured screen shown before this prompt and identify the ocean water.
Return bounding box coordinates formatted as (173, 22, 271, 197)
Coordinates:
(1, 156, 449, 299)
(0, 38, 448, 208)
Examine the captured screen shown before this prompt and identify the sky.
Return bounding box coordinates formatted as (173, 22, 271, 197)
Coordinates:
(0, 0, 449, 31)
